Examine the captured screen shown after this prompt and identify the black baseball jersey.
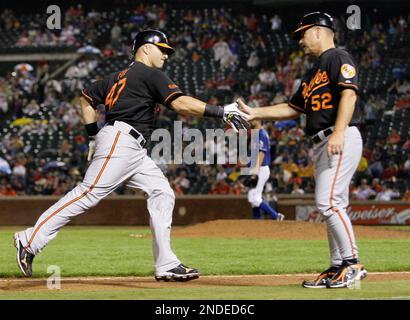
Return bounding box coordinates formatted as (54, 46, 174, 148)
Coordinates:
(81, 61, 184, 140)
(289, 48, 362, 136)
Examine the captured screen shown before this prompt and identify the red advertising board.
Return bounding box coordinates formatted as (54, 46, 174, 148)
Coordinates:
(296, 204, 410, 225)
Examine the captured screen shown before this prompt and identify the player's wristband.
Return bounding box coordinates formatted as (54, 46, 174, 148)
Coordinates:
(204, 104, 224, 119)
(85, 122, 99, 137)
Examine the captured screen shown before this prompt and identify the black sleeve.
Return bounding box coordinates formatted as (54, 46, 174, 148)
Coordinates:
(288, 82, 306, 114)
(146, 69, 185, 107)
(329, 52, 359, 93)
(81, 77, 110, 109)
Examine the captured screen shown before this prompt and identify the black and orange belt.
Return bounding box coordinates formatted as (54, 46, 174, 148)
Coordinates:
(106, 121, 147, 148)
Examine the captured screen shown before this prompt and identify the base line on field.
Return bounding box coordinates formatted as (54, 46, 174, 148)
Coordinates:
(1, 271, 410, 283)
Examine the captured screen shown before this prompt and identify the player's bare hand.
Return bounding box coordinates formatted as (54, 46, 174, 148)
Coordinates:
(327, 131, 344, 157)
(236, 99, 255, 121)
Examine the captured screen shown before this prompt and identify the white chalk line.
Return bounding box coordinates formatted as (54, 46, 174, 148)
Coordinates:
(1, 271, 410, 283)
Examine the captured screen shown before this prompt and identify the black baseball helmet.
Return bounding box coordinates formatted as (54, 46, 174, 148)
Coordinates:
(131, 29, 175, 56)
(292, 12, 336, 40)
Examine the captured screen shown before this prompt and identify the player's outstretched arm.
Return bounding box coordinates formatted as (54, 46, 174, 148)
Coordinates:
(237, 99, 300, 121)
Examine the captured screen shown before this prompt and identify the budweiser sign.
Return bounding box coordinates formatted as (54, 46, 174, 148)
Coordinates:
(296, 204, 410, 225)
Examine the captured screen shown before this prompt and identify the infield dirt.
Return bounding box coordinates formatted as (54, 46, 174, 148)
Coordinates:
(172, 220, 410, 240)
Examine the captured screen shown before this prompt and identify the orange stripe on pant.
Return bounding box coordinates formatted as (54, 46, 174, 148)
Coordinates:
(329, 154, 356, 259)
(24, 131, 121, 250)
(332, 207, 356, 259)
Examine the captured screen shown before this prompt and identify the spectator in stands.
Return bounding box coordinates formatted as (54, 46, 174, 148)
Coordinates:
(270, 14, 282, 31)
(250, 80, 262, 95)
(174, 170, 190, 194)
(291, 183, 304, 195)
(16, 31, 31, 46)
(0, 179, 17, 196)
(388, 79, 400, 94)
(289, 172, 302, 186)
(212, 37, 236, 69)
(375, 184, 400, 201)
(247, 13, 258, 31)
(352, 179, 377, 200)
(110, 22, 122, 48)
(355, 155, 369, 181)
(298, 160, 314, 180)
(227, 167, 241, 182)
(402, 189, 410, 201)
(272, 91, 287, 104)
(371, 178, 383, 193)
(401, 153, 410, 179)
(382, 160, 399, 181)
(12, 153, 26, 179)
(403, 139, 410, 153)
(158, 7, 168, 29)
(367, 154, 384, 179)
(210, 179, 232, 194)
(258, 68, 277, 91)
(387, 128, 401, 145)
(216, 166, 227, 181)
(398, 79, 410, 94)
(201, 33, 217, 50)
(231, 180, 246, 195)
(364, 95, 377, 125)
(247, 51, 260, 70)
(191, 51, 201, 62)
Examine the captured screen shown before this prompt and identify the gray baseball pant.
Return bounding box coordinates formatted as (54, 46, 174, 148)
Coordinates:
(314, 126, 362, 267)
(17, 121, 181, 274)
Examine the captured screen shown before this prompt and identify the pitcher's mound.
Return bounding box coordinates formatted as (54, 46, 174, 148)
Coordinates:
(173, 220, 410, 240)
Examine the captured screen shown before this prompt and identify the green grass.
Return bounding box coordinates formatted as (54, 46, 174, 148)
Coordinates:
(1, 226, 410, 277)
(1, 226, 409, 300)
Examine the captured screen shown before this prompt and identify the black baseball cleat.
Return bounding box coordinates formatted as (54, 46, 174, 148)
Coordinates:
(302, 266, 340, 288)
(14, 233, 35, 277)
(155, 263, 200, 282)
(326, 263, 367, 289)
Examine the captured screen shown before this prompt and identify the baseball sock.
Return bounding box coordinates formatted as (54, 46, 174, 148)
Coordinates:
(259, 200, 278, 219)
(342, 258, 359, 266)
(252, 207, 262, 219)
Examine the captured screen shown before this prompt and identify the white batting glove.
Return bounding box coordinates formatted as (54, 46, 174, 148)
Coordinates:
(87, 136, 96, 161)
(222, 102, 251, 132)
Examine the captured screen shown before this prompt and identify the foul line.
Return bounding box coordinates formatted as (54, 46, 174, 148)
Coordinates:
(1, 271, 410, 283)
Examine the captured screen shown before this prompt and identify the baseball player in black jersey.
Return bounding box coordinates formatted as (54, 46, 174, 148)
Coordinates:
(239, 12, 367, 289)
(14, 29, 249, 281)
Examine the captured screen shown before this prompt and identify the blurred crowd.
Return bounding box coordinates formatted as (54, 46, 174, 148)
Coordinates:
(0, 3, 409, 200)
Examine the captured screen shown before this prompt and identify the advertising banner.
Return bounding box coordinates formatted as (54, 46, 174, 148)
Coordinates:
(296, 204, 410, 225)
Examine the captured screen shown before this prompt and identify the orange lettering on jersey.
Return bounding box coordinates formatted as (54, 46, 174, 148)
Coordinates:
(168, 84, 178, 89)
(106, 78, 127, 110)
(118, 68, 129, 80)
(309, 92, 334, 111)
(302, 69, 330, 100)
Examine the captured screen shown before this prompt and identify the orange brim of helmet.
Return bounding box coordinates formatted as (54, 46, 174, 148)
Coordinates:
(155, 42, 175, 55)
(292, 24, 315, 40)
